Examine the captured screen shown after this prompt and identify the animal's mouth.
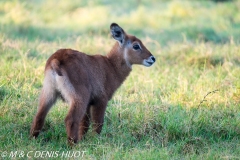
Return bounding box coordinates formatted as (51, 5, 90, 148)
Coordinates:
(143, 60, 155, 67)
(146, 61, 154, 65)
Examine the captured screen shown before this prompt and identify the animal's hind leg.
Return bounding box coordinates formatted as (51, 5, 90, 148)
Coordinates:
(91, 99, 108, 134)
(30, 72, 57, 138)
(79, 106, 91, 140)
(65, 94, 89, 144)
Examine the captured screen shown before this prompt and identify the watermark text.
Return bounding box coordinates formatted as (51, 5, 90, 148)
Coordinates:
(1, 150, 86, 158)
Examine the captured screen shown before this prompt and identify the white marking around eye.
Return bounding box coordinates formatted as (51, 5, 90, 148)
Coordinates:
(133, 42, 142, 51)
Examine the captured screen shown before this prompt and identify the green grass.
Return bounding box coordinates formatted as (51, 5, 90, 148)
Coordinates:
(0, 0, 240, 159)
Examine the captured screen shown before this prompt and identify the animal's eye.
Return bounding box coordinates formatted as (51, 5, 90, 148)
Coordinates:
(133, 44, 141, 50)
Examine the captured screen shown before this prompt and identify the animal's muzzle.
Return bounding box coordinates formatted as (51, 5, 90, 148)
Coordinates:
(145, 56, 156, 66)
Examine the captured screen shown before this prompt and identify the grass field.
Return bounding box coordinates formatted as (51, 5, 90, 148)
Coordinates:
(0, 0, 240, 159)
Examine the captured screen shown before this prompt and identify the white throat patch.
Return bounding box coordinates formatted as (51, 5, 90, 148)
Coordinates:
(124, 48, 132, 68)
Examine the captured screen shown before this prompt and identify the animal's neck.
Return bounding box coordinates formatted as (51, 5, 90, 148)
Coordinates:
(107, 42, 132, 85)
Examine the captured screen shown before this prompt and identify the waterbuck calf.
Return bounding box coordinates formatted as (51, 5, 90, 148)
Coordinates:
(30, 23, 156, 144)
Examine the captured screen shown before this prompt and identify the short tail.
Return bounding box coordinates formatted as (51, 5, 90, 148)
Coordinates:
(51, 59, 62, 76)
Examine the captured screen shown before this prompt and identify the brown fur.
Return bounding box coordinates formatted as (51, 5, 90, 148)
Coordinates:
(30, 23, 155, 144)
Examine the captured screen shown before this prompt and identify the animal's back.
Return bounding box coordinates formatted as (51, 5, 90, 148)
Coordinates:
(45, 49, 113, 100)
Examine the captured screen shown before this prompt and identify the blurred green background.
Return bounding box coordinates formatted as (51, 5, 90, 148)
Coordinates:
(1, 0, 240, 44)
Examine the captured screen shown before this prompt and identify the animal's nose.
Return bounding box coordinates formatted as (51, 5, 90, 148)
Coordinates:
(150, 56, 156, 62)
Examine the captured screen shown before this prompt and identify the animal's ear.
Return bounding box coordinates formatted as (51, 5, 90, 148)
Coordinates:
(110, 23, 126, 45)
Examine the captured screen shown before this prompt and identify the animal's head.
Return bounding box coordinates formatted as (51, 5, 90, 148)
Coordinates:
(110, 23, 155, 67)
